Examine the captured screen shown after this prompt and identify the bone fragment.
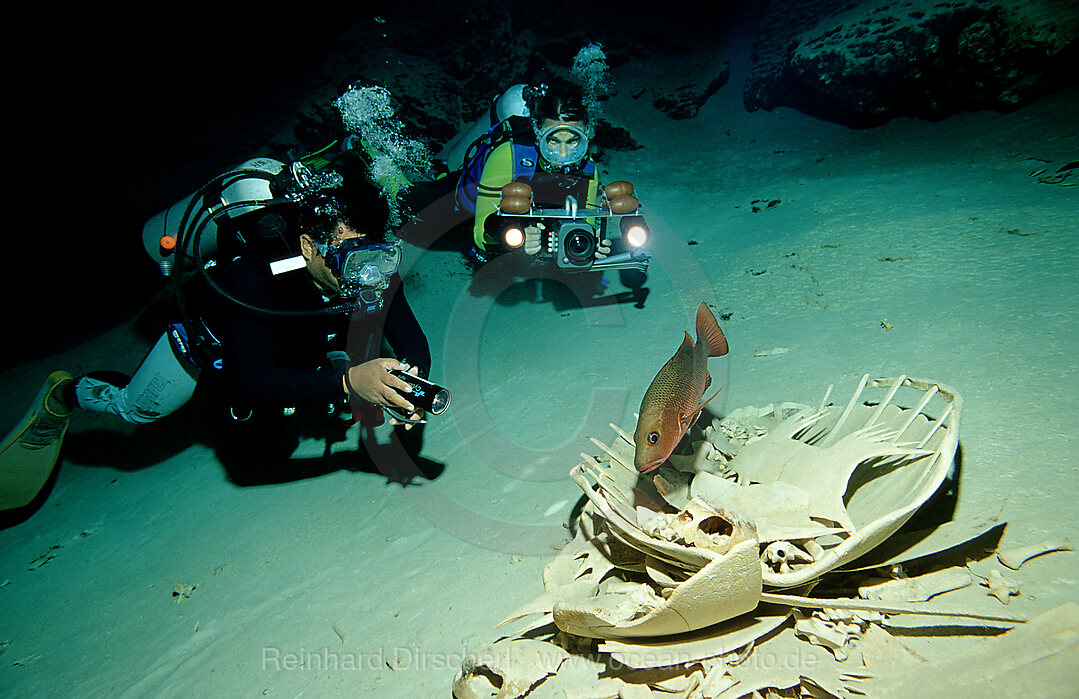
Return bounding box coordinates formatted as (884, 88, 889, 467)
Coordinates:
(859, 566, 973, 602)
(996, 538, 1073, 570)
(753, 347, 794, 357)
(758, 591, 1025, 623)
(967, 565, 1022, 604)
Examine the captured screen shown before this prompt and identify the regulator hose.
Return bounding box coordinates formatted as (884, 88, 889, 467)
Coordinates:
(171, 181, 358, 324)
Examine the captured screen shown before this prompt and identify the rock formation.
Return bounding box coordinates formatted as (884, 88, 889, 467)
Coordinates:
(745, 0, 1079, 126)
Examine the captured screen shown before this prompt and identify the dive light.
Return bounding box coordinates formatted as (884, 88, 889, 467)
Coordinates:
(389, 369, 451, 415)
(620, 215, 649, 248)
(502, 223, 525, 248)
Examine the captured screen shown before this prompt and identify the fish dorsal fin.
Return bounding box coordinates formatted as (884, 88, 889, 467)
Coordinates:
(696, 303, 729, 358)
(679, 331, 694, 352)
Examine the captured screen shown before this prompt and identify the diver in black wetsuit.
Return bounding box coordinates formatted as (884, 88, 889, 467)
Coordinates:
(59, 165, 433, 476)
(214, 188, 430, 429)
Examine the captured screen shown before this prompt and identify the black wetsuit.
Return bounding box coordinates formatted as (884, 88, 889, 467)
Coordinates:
(214, 255, 431, 421)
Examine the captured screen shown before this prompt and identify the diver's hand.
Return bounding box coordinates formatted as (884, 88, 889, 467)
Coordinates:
(344, 359, 416, 413)
(595, 238, 612, 260)
(524, 223, 544, 255)
(387, 365, 426, 430)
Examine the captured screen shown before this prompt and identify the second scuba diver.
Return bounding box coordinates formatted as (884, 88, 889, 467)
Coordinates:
(441, 76, 648, 305)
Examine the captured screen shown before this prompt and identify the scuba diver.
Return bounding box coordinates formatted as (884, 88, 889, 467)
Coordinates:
(88, 154, 426, 414)
(0, 82, 439, 508)
(121, 162, 423, 409)
(464, 77, 604, 262)
(9, 156, 430, 496)
(434, 73, 649, 305)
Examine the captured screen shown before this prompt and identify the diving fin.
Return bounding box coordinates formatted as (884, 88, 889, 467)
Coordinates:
(0, 371, 73, 510)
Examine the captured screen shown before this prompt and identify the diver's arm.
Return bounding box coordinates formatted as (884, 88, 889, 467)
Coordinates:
(382, 276, 432, 379)
(472, 142, 516, 251)
(361, 276, 431, 426)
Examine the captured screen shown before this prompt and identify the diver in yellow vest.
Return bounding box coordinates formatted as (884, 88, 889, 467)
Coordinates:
(450, 77, 649, 307)
(459, 78, 607, 262)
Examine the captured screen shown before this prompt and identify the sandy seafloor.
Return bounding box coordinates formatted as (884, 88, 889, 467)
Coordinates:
(1, 54, 1077, 696)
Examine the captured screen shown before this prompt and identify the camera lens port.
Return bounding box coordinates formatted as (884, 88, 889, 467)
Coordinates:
(559, 222, 596, 268)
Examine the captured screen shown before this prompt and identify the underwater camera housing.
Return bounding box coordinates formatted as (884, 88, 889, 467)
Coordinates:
(493, 180, 652, 273)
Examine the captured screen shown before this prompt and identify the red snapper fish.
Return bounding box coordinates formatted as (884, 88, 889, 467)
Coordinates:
(634, 303, 729, 473)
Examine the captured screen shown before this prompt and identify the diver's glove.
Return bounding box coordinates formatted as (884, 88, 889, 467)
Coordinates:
(524, 223, 544, 255)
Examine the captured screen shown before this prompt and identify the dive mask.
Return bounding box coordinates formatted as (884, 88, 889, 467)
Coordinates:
(537, 123, 589, 169)
(317, 239, 402, 299)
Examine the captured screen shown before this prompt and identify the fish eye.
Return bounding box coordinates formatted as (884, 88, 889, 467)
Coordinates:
(647, 431, 660, 445)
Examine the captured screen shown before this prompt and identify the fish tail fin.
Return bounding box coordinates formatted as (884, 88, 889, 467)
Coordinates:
(696, 303, 729, 357)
